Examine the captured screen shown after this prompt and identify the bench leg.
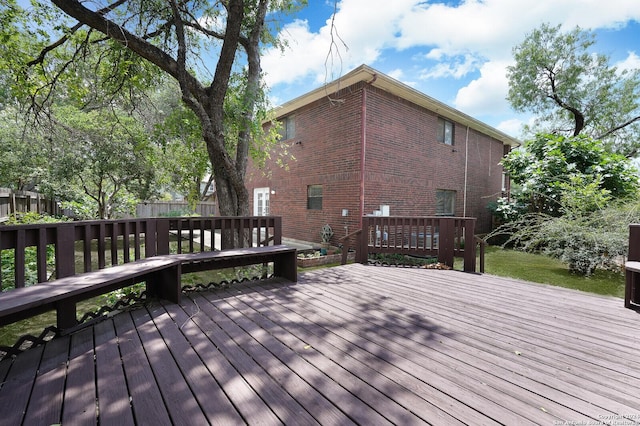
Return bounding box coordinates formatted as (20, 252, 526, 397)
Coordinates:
(273, 251, 297, 282)
(56, 300, 78, 330)
(146, 264, 182, 303)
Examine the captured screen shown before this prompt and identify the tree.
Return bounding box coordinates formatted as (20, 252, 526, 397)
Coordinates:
(45, 105, 158, 219)
(507, 23, 640, 157)
(0, 107, 48, 191)
(151, 81, 212, 208)
(10, 0, 297, 221)
(501, 133, 639, 216)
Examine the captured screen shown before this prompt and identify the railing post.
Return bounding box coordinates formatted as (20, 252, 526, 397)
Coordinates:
(156, 218, 170, 255)
(463, 218, 476, 273)
(55, 223, 76, 279)
(438, 218, 455, 268)
(145, 219, 157, 258)
(356, 217, 369, 264)
(273, 216, 282, 245)
(628, 224, 640, 261)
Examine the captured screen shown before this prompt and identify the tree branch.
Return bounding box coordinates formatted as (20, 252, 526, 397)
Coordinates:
(596, 115, 640, 140)
(28, 0, 129, 67)
(50, 0, 188, 86)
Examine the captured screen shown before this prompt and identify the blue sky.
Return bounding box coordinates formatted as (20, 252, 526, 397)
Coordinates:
(261, 0, 640, 139)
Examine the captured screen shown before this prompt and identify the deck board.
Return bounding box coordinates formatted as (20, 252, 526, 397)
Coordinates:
(1, 263, 640, 425)
(62, 327, 97, 425)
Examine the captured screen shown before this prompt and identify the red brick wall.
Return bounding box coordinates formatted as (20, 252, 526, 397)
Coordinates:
(247, 84, 364, 245)
(362, 86, 505, 233)
(246, 82, 506, 244)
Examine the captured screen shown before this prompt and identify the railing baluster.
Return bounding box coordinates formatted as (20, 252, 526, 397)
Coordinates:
(83, 224, 92, 272)
(15, 229, 25, 288)
(36, 227, 48, 283)
(98, 222, 106, 269)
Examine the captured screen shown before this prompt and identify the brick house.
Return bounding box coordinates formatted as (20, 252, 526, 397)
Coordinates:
(246, 64, 520, 246)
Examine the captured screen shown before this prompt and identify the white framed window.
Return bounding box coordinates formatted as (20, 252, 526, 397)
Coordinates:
(436, 190, 456, 216)
(437, 117, 454, 145)
(307, 184, 323, 210)
(253, 187, 270, 216)
(279, 115, 295, 140)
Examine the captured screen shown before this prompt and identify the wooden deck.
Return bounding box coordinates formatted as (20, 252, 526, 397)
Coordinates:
(1, 263, 639, 425)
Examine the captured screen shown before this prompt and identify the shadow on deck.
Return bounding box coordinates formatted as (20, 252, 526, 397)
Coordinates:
(1, 264, 639, 425)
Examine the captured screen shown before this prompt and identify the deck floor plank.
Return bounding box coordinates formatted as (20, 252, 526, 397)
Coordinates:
(189, 293, 350, 425)
(130, 306, 209, 425)
(231, 282, 476, 425)
(112, 311, 173, 425)
(0, 344, 43, 425)
(1, 263, 640, 425)
(282, 280, 595, 423)
(62, 327, 97, 425)
(93, 318, 135, 426)
(290, 270, 615, 421)
(208, 289, 418, 425)
(364, 268, 640, 394)
(149, 302, 247, 425)
(251, 278, 554, 424)
(23, 334, 69, 425)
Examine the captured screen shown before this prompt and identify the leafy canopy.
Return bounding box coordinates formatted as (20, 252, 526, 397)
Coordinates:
(507, 23, 640, 157)
(501, 133, 639, 215)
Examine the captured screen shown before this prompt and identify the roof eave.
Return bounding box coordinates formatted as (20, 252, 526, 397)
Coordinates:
(272, 64, 521, 148)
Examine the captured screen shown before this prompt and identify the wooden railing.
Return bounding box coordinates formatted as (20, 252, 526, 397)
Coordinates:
(341, 216, 479, 273)
(0, 216, 282, 291)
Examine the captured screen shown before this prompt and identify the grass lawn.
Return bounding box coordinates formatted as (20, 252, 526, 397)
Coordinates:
(479, 246, 625, 298)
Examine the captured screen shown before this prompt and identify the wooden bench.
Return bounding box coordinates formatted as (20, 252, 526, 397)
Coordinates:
(625, 224, 640, 311)
(625, 260, 640, 311)
(171, 245, 298, 279)
(0, 244, 297, 332)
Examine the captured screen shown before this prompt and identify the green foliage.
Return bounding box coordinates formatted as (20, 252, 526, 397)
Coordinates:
(44, 105, 159, 218)
(486, 197, 527, 223)
(502, 133, 638, 215)
(151, 81, 210, 208)
(4, 211, 64, 225)
(1, 0, 306, 219)
(506, 23, 640, 156)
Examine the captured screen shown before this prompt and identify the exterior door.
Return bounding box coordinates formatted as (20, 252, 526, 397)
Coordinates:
(253, 187, 270, 216)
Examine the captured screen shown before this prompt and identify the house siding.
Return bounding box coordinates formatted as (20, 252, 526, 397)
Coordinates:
(362, 86, 504, 232)
(247, 80, 508, 245)
(247, 84, 364, 245)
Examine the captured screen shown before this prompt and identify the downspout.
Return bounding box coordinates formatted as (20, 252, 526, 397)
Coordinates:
(360, 74, 376, 229)
(463, 125, 469, 218)
(359, 84, 368, 228)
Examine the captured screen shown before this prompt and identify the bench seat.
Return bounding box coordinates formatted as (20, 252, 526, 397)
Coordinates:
(0, 244, 297, 332)
(171, 245, 297, 280)
(0, 256, 182, 330)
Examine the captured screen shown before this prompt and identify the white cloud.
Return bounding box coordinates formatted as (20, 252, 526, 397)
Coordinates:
(496, 119, 525, 138)
(616, 51, 640, 72)
(453, 60, 512, 116)
(262, 0, 640, 122)
(420, 54, 482, 79)
(386, 68, 404, 80)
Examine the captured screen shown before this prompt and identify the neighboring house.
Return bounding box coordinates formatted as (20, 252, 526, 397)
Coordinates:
(246, 64, 521, 246)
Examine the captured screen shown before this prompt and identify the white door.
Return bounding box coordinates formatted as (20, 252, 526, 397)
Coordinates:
(253, 187, 270, 216)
